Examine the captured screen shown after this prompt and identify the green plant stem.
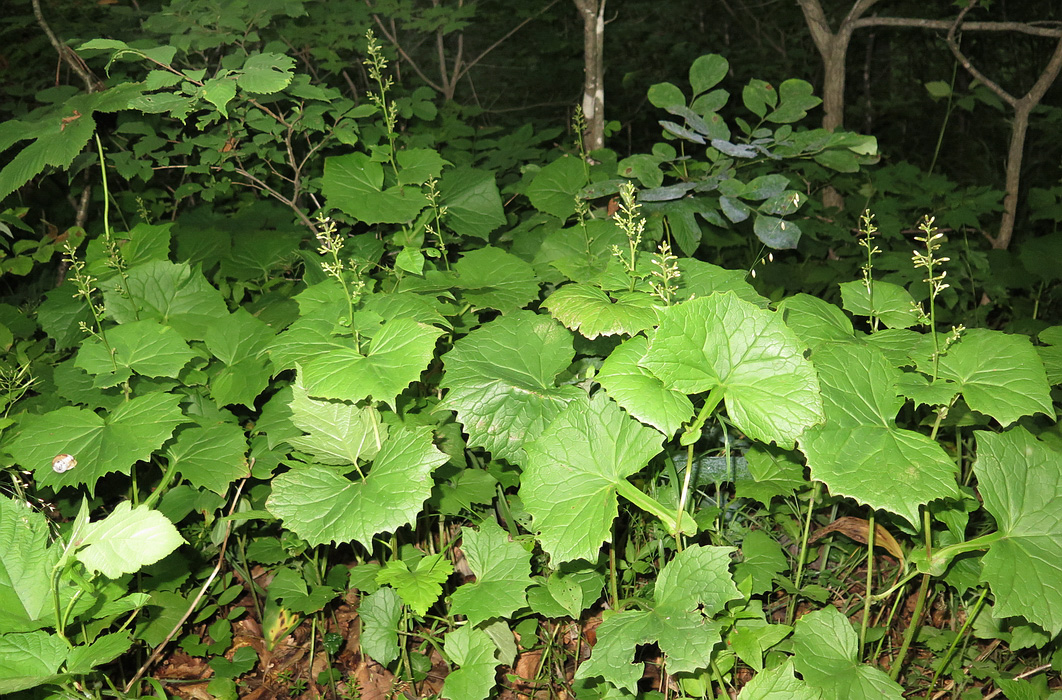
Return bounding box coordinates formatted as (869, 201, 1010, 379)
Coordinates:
(608, 521, 620, 610)
(142, 457, 181, 510)
(890, 572, 930, 681)
(50, 566, 72, 648)
(923, 586, 988, 699)
(860, 511, 876, 657)
(927, 61, 959, 177)
(873, 583, 906, 662)
(787, 482, 820, 627)
(614, 479, 685, 536)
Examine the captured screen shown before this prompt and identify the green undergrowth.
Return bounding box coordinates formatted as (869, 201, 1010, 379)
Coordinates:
(0, 16, 1061, 700)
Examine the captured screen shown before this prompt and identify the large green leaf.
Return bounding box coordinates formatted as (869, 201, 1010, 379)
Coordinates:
(597, 335, 693, 437)
(286, 373, 386, 465)
(441, 624, 501, 700)
(689, 54, 729, 95)
(526, 155, 586, 220)
(838, 281, 920, 330)
(165, 421, 249, 495)
(641, 293, 823, 448)
(543, 284, 659, 339)
(574, 545, 740, 691)
(76, 503, 185, 578)
(935, 329, 1052, 426)
(0, 631, 66, 693)
(521, 393, 664, 563)
(102, 261, 228, 340)
(448, 246, 539, 313)
(396, 148, 450, 186)
(450, 520, 533, 625)
(975, 428, 1062, 636)
(677, 259, 766, 307)
(321, 152, 427, 224)
(800, 343, 958, 525)
(438, 166, 507, 240)
(440, 311, 581, 463)
(204, 308, 275, 409)
(75, 320, 195, 387)
(300, 318, 443, 404)
(776, 293, 855, 349)
(266, 426, 447, 547)
(8, 392, 185, 493)
(0, 497, 58, 633)
(792, 606, 903, 700)
(237, 52, 295, 94)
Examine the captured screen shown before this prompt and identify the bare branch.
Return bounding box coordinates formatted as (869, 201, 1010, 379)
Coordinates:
(32, 0, 101, 93)
(456, 0, 562, 81)
(368, 9, 444, 93)
(946, 2, 1015, 106)
(852, 16, 1062, 38)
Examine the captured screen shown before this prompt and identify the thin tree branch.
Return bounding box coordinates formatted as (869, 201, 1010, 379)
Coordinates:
(124, 478, 248, 693)
(946, 2, 1016, 106)
(853, 16, 1062, 38)
(32, 0, 101, 93)
(455, 0, 562, 81)
(368, 9, 444, 93)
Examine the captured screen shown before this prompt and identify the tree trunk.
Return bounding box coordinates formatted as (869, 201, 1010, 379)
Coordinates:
(574, 0, 606, 151)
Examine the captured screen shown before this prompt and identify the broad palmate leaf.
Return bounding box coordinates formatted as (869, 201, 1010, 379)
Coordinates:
(575, 545, 740, 692)
(597, 335, 693, 437)
(975, 427, 1062, 636)
(266, 426, 447, 547)
(440, 311, 581, 463)
(300, 318, 443, 405)
(543, 284, 659, 339)
(522, 393, 663, 563)
(359, 587, 401, 665)
(8, 392, 185, 493)
(450, 520, 533, 625)
(377, 554, 453, 617)
(286, 372, 386, 465)
(640, 292, 823, 448)
(935, 328, 1052, 426)
(736, 660, 821, 700)
(448, 246, 539, 313)
(75, 319, 195, 387)
(792, 606, 903, 700)
(165, 420, 249, 495)
(800, 342, 959, 525)
(102, 260, 228, 341)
